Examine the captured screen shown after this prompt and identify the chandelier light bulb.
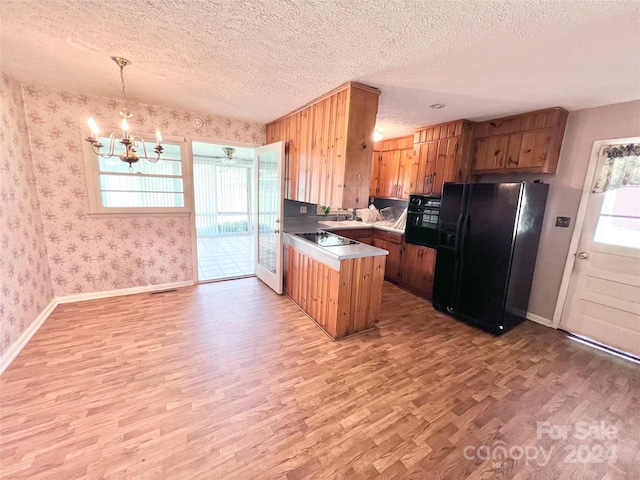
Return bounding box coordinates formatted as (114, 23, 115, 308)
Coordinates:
(156, 128, 162, 145)
(121, 118, 129, 133)
(87, 117, 100, 137)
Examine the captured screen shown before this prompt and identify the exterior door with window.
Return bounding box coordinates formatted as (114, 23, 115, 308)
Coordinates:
(254, 141, 284, 293)
(560, 138, 640, 356)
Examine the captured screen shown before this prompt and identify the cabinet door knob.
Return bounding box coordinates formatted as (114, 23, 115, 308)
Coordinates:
(577, 251, 589, 259)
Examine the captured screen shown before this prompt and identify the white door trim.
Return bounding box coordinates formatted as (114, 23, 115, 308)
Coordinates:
(552, 135, 640, 328)
(254, 141, 285, 294)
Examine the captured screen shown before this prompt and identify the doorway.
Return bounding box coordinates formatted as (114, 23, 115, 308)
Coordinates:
(192, 141, 256, 282)
(557, 137, 640, 357)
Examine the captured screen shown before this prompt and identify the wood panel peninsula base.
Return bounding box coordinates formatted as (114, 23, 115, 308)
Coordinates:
(283, 236, 387, 340)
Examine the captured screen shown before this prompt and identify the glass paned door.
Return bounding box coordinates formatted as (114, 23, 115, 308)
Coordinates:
(254, 141, 284, 293)
(560, 138, 640, 357)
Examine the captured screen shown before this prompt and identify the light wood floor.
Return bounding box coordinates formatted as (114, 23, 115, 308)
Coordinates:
(1, 279, 638, 479)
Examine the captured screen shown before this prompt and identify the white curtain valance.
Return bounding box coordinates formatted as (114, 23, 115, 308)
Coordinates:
(592, 143, 640, 193)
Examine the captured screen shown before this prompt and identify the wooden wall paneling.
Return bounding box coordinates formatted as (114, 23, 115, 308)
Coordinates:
(326, 265, 340, 338)
(286, 114, 299, 200)
(335, 258, 353, 339)
(317, 261, 328, 329)
(331, 89, 348, 207)
(369, 151, 380, 197)
(342, 86, 379, 208)
(310, 100, 325, 204)
(267, 83, 379, 208)
(336, 256, 385, 338)
(367, 255, 386, 327)
(283, 244, 290, 294)
(323, 95, 337, 205)
(305, 109, 314, 203)
(266, 120, 278, 144)
(285, 246, 384, 340)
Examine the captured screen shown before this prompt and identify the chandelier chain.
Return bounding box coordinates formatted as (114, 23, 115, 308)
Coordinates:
(85, 56, 163, 169)
(119, 64, 128, 114)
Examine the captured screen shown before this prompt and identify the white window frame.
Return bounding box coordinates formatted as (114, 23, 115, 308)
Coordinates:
(82, 131, 193, 216)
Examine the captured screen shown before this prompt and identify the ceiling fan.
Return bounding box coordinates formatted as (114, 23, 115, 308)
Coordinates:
(210, 147, 253, 166)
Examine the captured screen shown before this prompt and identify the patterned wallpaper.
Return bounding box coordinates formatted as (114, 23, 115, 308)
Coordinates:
(20, 83, 265, 297)
(0, 74, 55, 357)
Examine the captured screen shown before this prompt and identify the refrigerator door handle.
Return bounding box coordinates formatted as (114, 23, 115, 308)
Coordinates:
(454, 214, 464, 254)
(453, 214, 470, 308)
(460, 214, 470, 260)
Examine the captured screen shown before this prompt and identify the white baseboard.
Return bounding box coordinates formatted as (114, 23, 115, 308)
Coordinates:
(527, 312, 554, 328)
(0, 280, 195, 376)
(0, 297, 58, 376)
(56, 280, 194, 304)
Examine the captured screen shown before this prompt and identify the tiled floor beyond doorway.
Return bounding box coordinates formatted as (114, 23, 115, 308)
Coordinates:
(197, 235, 254, 281)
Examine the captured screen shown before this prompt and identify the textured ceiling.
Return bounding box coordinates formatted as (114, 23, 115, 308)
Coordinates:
(1, 0, 639, 139)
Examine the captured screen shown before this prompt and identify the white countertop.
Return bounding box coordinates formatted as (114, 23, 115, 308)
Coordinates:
(284, 232, 388, 270)
(317, 220, 405, 235)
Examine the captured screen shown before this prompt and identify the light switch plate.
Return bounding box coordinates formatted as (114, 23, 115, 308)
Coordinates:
(300, 206, 307, 214)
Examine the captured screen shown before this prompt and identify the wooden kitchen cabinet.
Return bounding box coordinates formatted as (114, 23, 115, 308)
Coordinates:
(399, 242, 436, 300)
(369, 135, 414, 199)
(330, 228, 374, 245)
(372, 230, 403, 284)
(470, 107, 568, 175)
(266, 82, 380, 209)
(284, 244, 386, 340)
(412, 120, 474, 195)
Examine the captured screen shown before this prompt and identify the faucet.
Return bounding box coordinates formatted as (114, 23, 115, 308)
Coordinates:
(336, 210, 354, 222)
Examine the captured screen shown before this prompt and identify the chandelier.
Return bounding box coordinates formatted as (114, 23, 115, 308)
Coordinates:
(85, 56, 163, 170)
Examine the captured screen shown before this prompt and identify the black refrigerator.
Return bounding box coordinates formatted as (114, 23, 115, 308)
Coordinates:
(433, 182, 549, 335)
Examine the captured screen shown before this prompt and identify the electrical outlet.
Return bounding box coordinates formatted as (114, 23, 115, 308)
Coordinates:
(556, 216, 571, 228)
(300, 206, 307, 214)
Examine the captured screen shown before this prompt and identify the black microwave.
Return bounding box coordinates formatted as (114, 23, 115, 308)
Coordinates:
(405, 194, 441, 247)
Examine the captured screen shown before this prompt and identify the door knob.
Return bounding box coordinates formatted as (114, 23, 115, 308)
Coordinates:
(577, 252, 589, 259)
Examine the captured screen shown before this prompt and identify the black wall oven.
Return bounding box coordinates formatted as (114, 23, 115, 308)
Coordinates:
(405, 194, 441, 248)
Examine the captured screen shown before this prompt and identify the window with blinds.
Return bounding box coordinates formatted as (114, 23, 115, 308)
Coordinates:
(83, 135, 189, 214)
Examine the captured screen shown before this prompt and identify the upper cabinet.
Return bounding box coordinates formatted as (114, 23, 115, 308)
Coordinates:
(369, 135, 414, 199)
(470, 107, 568, 175)
(369, 120, 474, 198)
(266, 82, 380, 208)
(412, 120, 474, 195)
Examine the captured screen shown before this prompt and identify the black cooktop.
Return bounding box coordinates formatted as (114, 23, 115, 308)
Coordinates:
(295, 231, 357, 247)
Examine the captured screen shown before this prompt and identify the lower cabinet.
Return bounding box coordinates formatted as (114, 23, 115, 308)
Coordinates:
(284, 245, 386, 340)
(330, 228, 374, 245)
(327, 227, 437, 301)
(399, 243, 436, 300)
(372, 230, 403, 284)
